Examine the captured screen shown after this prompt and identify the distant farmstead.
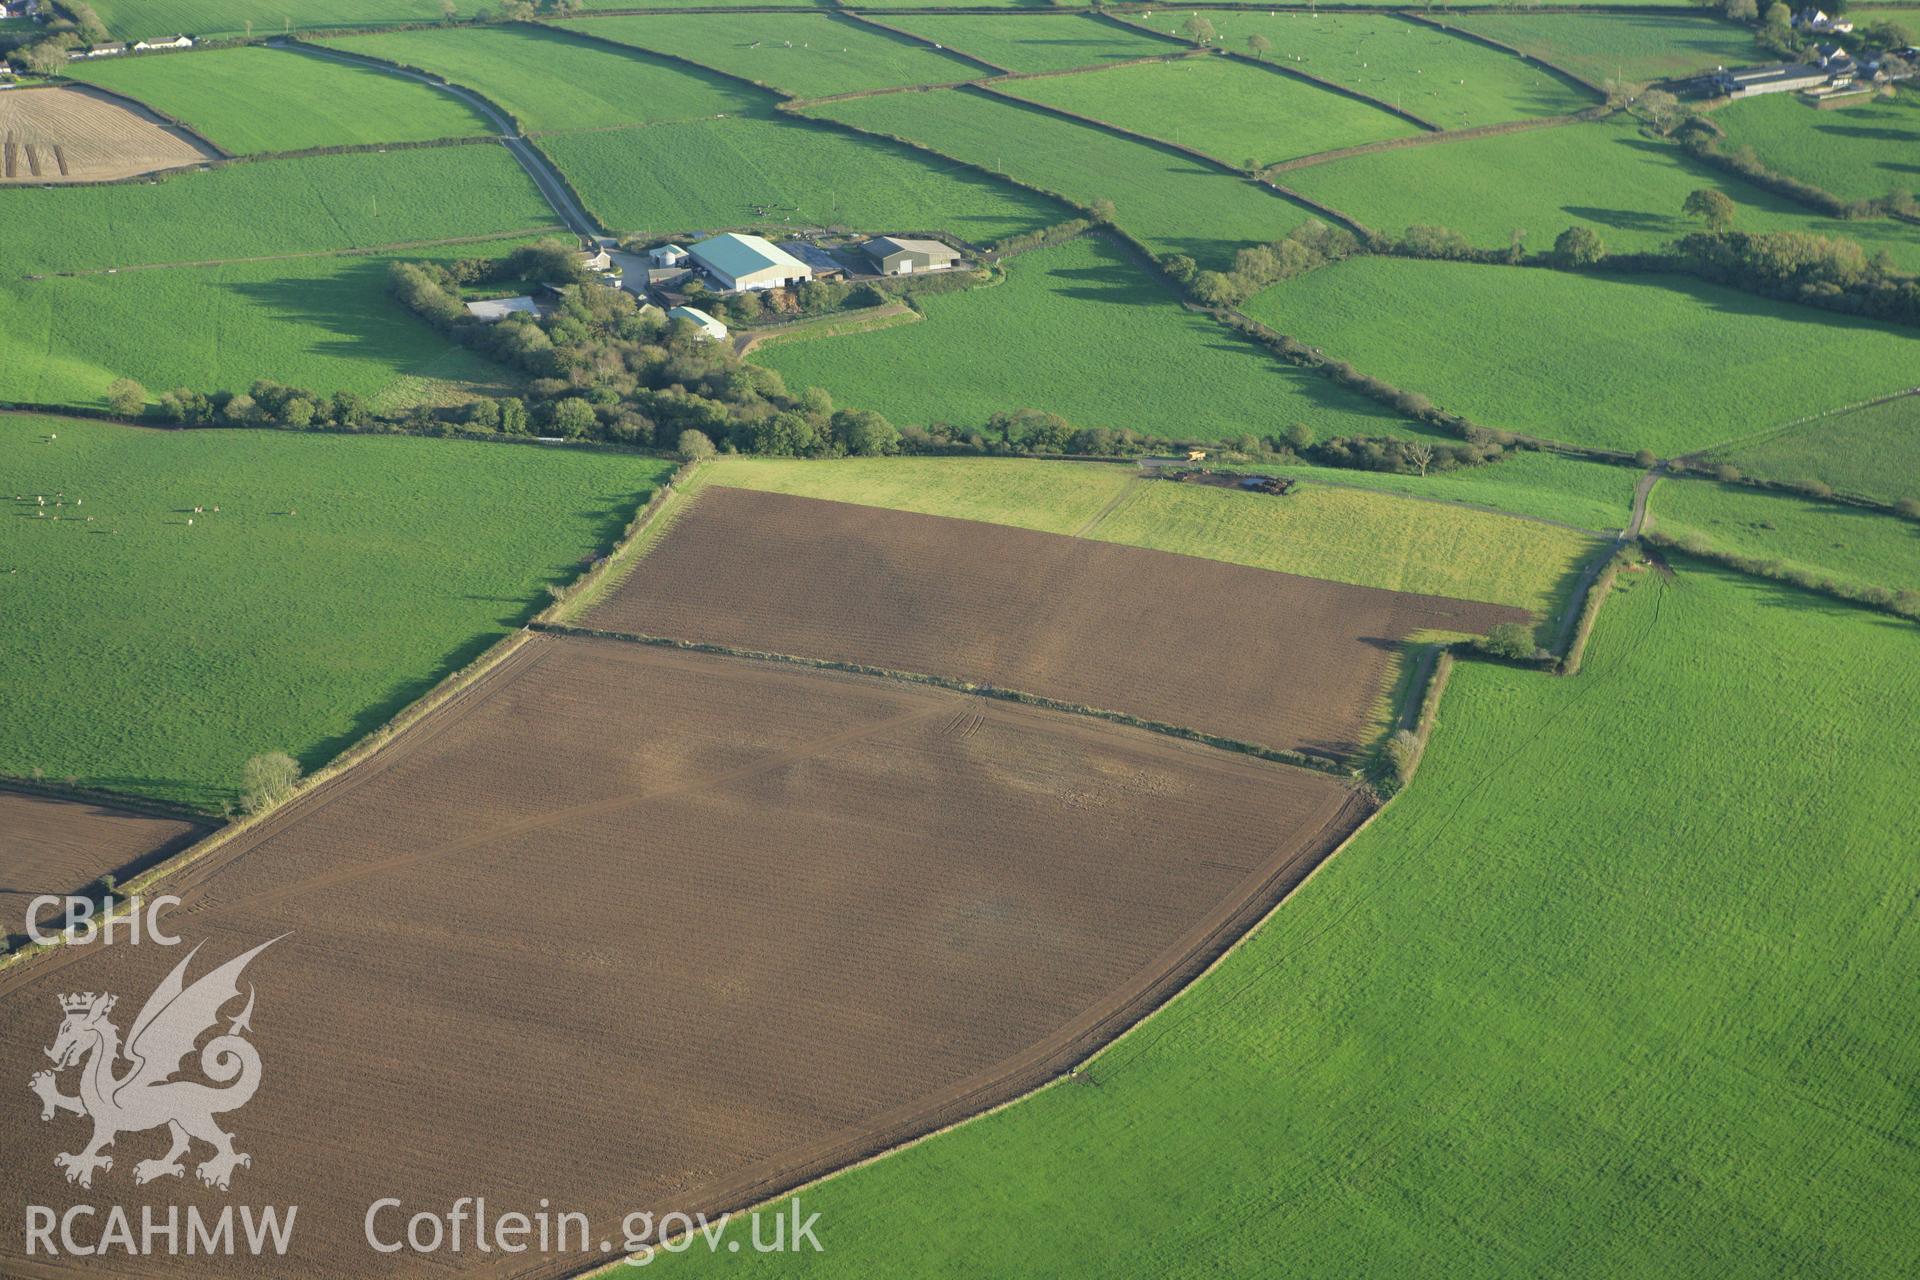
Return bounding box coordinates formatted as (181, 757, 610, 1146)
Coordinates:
(132, 35, 194, 51)
(862, 237, 961, 276)
(687, 232, 812, 292)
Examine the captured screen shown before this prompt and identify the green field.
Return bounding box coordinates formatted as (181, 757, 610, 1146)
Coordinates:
(1282, 116, 1920, 272)
(0, 417, 674, 809)
(1000, 55, 1423, 167)
(0, 248, 513, 411)
(666, 560, 1920, 1280)
(557, 13, 986, 96)
(1449, 12, 1757, 85)
(1244, 257, 1920, 456)
(806, 87, 1312, 265)
(755, 234, 1425, 448)
(706, 455, 1601, 614)
(538, 115, 1062, 244)
(1160, 12, 1596, 129)
(0, 147, 557, 275)
(89, 0, 439, 40)
(317, 24, 762, 132)
(1219, 447, 1641, 531)
(1716, 89, 1920, 205)
(63, 45, 495, 154)
(1651, 476, 1920, 595)
(1705, 396, 1920, 507)
(884, 12, 1175, 73)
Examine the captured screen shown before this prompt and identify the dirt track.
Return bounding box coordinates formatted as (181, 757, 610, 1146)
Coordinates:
(584, 486, 1529, 760)
(0, 637, 1365, 1277)
(0, 789, 205, 941)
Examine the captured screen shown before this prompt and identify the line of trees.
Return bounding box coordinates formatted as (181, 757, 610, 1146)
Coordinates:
(1162, 219, 1359, 307)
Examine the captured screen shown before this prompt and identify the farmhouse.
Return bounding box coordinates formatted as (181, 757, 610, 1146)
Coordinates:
(69, 42, 127, 58)
(464, 296, 538, 322)
(648, 243, 688, 267)
(668, 305, 728, 342)
(688, 232, 812, 292)
(1794, 7, 1854, 33)
(863, 237, 962, 276)
(578, 246, 612, 273)
(132, 35, 194, 51)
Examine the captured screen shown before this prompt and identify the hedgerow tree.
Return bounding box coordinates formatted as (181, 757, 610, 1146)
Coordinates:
(1555, 226, 1607, 266)
(1683, 188, 1738, 231)
(240, 752, 301, 816)
(1183, 16, 1218, 45)
(106, 378, 147, 417)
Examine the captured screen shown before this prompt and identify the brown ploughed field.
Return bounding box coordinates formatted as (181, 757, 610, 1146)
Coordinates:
(0, 636, 1366, 1278)
(0, 86, 216, 182)
(583, 486, 1528, 760)
(0, 788, 205, 940)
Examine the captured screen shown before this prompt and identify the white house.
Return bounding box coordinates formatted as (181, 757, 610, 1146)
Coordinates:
(133, 35, 194, 51)
(668, 305, 728, 342)
(648, 243, 689, 268)
(687, 232, 812, 292)
(1795, 8, 1854, 33)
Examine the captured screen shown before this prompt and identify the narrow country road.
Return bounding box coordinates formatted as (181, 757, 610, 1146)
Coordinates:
(271, 40, 606, 242)
(1552, 463, 1662, 657)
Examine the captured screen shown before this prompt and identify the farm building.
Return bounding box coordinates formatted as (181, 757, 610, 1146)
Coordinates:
(132, 35, 194, 51)
(648, 243, 689, 267)
(465, 296, 538, 322)
(70, 42, 127, 58)
(1711, 60, 1840, 96)
(863, 237, 962, 275)
(668, 305, 728, 342)
(688, 232, 812, 292)
(579, 246, 613, 273)
(781, 240, 848, 282)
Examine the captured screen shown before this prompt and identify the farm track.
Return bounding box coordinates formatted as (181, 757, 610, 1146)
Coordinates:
(1072, 472, 1148, 536)
(1549, 463, 1659, 656)
(274, 40, 607, 240)
(0, 634, 1371, 1278)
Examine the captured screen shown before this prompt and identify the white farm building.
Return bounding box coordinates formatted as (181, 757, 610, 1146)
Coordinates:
(687, 232, 812, 292)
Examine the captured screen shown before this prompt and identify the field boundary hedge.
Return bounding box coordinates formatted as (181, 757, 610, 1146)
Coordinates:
(531, 15, 806, 104)
(1093, 13, 1442, 131)
(1642, 530, 1920, 621)
(1558, 541, 1637, 674)
(1681, 117, 1920, 223)
(1263, 108, 1602, 177)
(539, 457, 705, 624)
(1218, 46, 1442, 132)
(531, 621, 1358, 775)
(1394, 9, 1607, 98)
(0, 776, 213, 825)
(834, 8, 1015, 76)
(48, 80, 231, 158)
(0, 461, 687, 976)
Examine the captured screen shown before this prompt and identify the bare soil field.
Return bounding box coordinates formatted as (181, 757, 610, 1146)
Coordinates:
(0, 86, 216, 182)
(0, 788, 205, 941)
(584, 486, 1529, 760)
(0, 636, 1365, 1277)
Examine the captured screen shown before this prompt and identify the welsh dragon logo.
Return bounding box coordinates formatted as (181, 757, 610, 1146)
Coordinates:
(29, 938, 281, 1191)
